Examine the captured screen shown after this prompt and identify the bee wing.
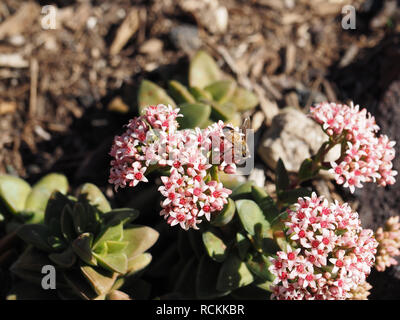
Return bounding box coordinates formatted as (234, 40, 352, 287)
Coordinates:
(241, 117, 251, 131)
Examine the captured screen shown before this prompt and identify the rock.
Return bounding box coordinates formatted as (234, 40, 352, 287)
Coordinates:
(257, 107, 340, 172)
(247, 164, 266, 188)
(169, 24, 202, 54)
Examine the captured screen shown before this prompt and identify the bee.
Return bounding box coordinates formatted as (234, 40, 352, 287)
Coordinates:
(222, 117, 250, 158)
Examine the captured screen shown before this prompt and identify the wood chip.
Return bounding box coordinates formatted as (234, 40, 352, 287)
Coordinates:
(252, 83, 279, 126)
(110, 9, 139, 55)
(0, 2, 40, 40)
(139, 39, 163, 55)
(0, 53, 28, 68)
(0, 101, 17, 115)
(285, 44, 296, 74)
(29, 59, 39, 118)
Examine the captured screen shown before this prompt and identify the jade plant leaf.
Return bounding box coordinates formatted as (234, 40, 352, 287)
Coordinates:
(216, 253, 254, 292)
(78, 183, 111, 213)
(32, 173, 69, 196)
(235, 199, 271, 237)
(231, 181, 254, 200)
(80, 265, 118, 296)
(236, 232, 251, 260)
(0, 175, 31, 214)
(93, 222, 124, 250)
(122, 226, 159, 259)
(229, 87, 259, 111)
(251, 186, 279, 223)
(49, 246, 77, 268)
(202, 230, 228, 263)
(177, 102, 211, 129)
(189, 86, 213, 102)
(72, 233, 97, 266)
(16, 224, 54, 252)
(276, 158, 290, 192)
(245, 254, 275, 282)
(189, 50, 222, 89)
(210, 101, 237, 122)
(138, 80, 176, 114)
(168, 80, 196, 104)
(211, 198, 235, 227)
(93, 252, 128, 274)
(127, 252, 152, 275)
(196, 255, 229, 299)
(204, 80, 237, 104)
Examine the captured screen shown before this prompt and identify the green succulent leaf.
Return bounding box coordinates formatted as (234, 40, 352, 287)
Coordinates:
(72, 233, 97, 266)
(80, 265, 118, 296)
(32, 173, 69, 195)
(127, 252, 152, 275)
(276, 158, 290, 192)
(235, 199, 271, 238)
(251, 186, 279, 223)
(93, 222, 124, 251)
(49, 246, 77, 268)
(23, 188, 50, 223)
(204, 80, 237, 104)
(93, 252, 128, 274)
(189, 86, 213, 102)
(196, 255, 229, 299)
(189, 51, 222, 89)
(103, 208, 139, 227)
(138, 80, 176, 114)
(210, 198, 236, 227)
(229, 87, 259, 111)
(202, 230, 228, 263)
(216, 254, 254, 292)
(177, 102, 211, 129)
(245, 254, 275, 282)
(210, 101, 237, 122)
(231, 181, 254, 200)
(278, 188, 312, 205)
(168, 80, 196, 104)
(44, 192, 73, 228)
(78, 183, 111, 213)
(0, 174, 31, 214)
(298, 158, 315, 182)
(122, 226, 159, 259)
(236, 232, 251, 260)
(105, 240, 128, 254)
(17, 224, 54, 252)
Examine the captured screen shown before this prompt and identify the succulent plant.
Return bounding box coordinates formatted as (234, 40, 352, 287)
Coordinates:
(137, 50, 259, 128)
(148, 158, 311, 299)
(0, 173, 69, 226)
(9, 183, 159, 300)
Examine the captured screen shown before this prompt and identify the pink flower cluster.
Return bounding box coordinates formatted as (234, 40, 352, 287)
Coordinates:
(310, 102, 397, 193)
(269, 193, 378, 300)
(375, 216, 400, 272)
(109, 104, 244, 230)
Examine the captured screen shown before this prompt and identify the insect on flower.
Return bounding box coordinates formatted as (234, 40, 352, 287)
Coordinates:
(222, 117, 250, 159)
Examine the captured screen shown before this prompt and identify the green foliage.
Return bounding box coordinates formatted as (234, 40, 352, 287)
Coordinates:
(10, 187, 159, 300)
(0, 173, 69, 225)
(137, 50, 259, 128)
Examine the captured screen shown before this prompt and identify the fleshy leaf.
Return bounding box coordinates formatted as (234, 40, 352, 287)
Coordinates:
(122, 226, 159, 259)
(189, 86, 213, 102)
(245, 254, 275, 282)
(168, 80, 196, 104)
(138, 80, 176, 115)
(229, 87, 259, 111)
(210, 198, 235, 227)
(251, 186, 279, 223)
(177, 103, 211, 129)
(189, 51, 222, 89)
(235, 199, 271, 237)
(0, 175, 31, 214)
(78, 183, 111, 213)
(231, 181, 254, 200)
(93, 222, 124, 251)
(127, 253, 152, 275)
(72, 233, 97, 266)
(49, 246, 77, 268)
(16, 224, 54, 252)
(32, 173, 68, 195)
(202, 230, 228, 262)
(80, 265, 118, 296)
(93, 252, 128, 274)
(196, 255, 229, 299)
(276, 158, 289, 192)
(216, 254, 254, 292)
(204, 80, 237, 104)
